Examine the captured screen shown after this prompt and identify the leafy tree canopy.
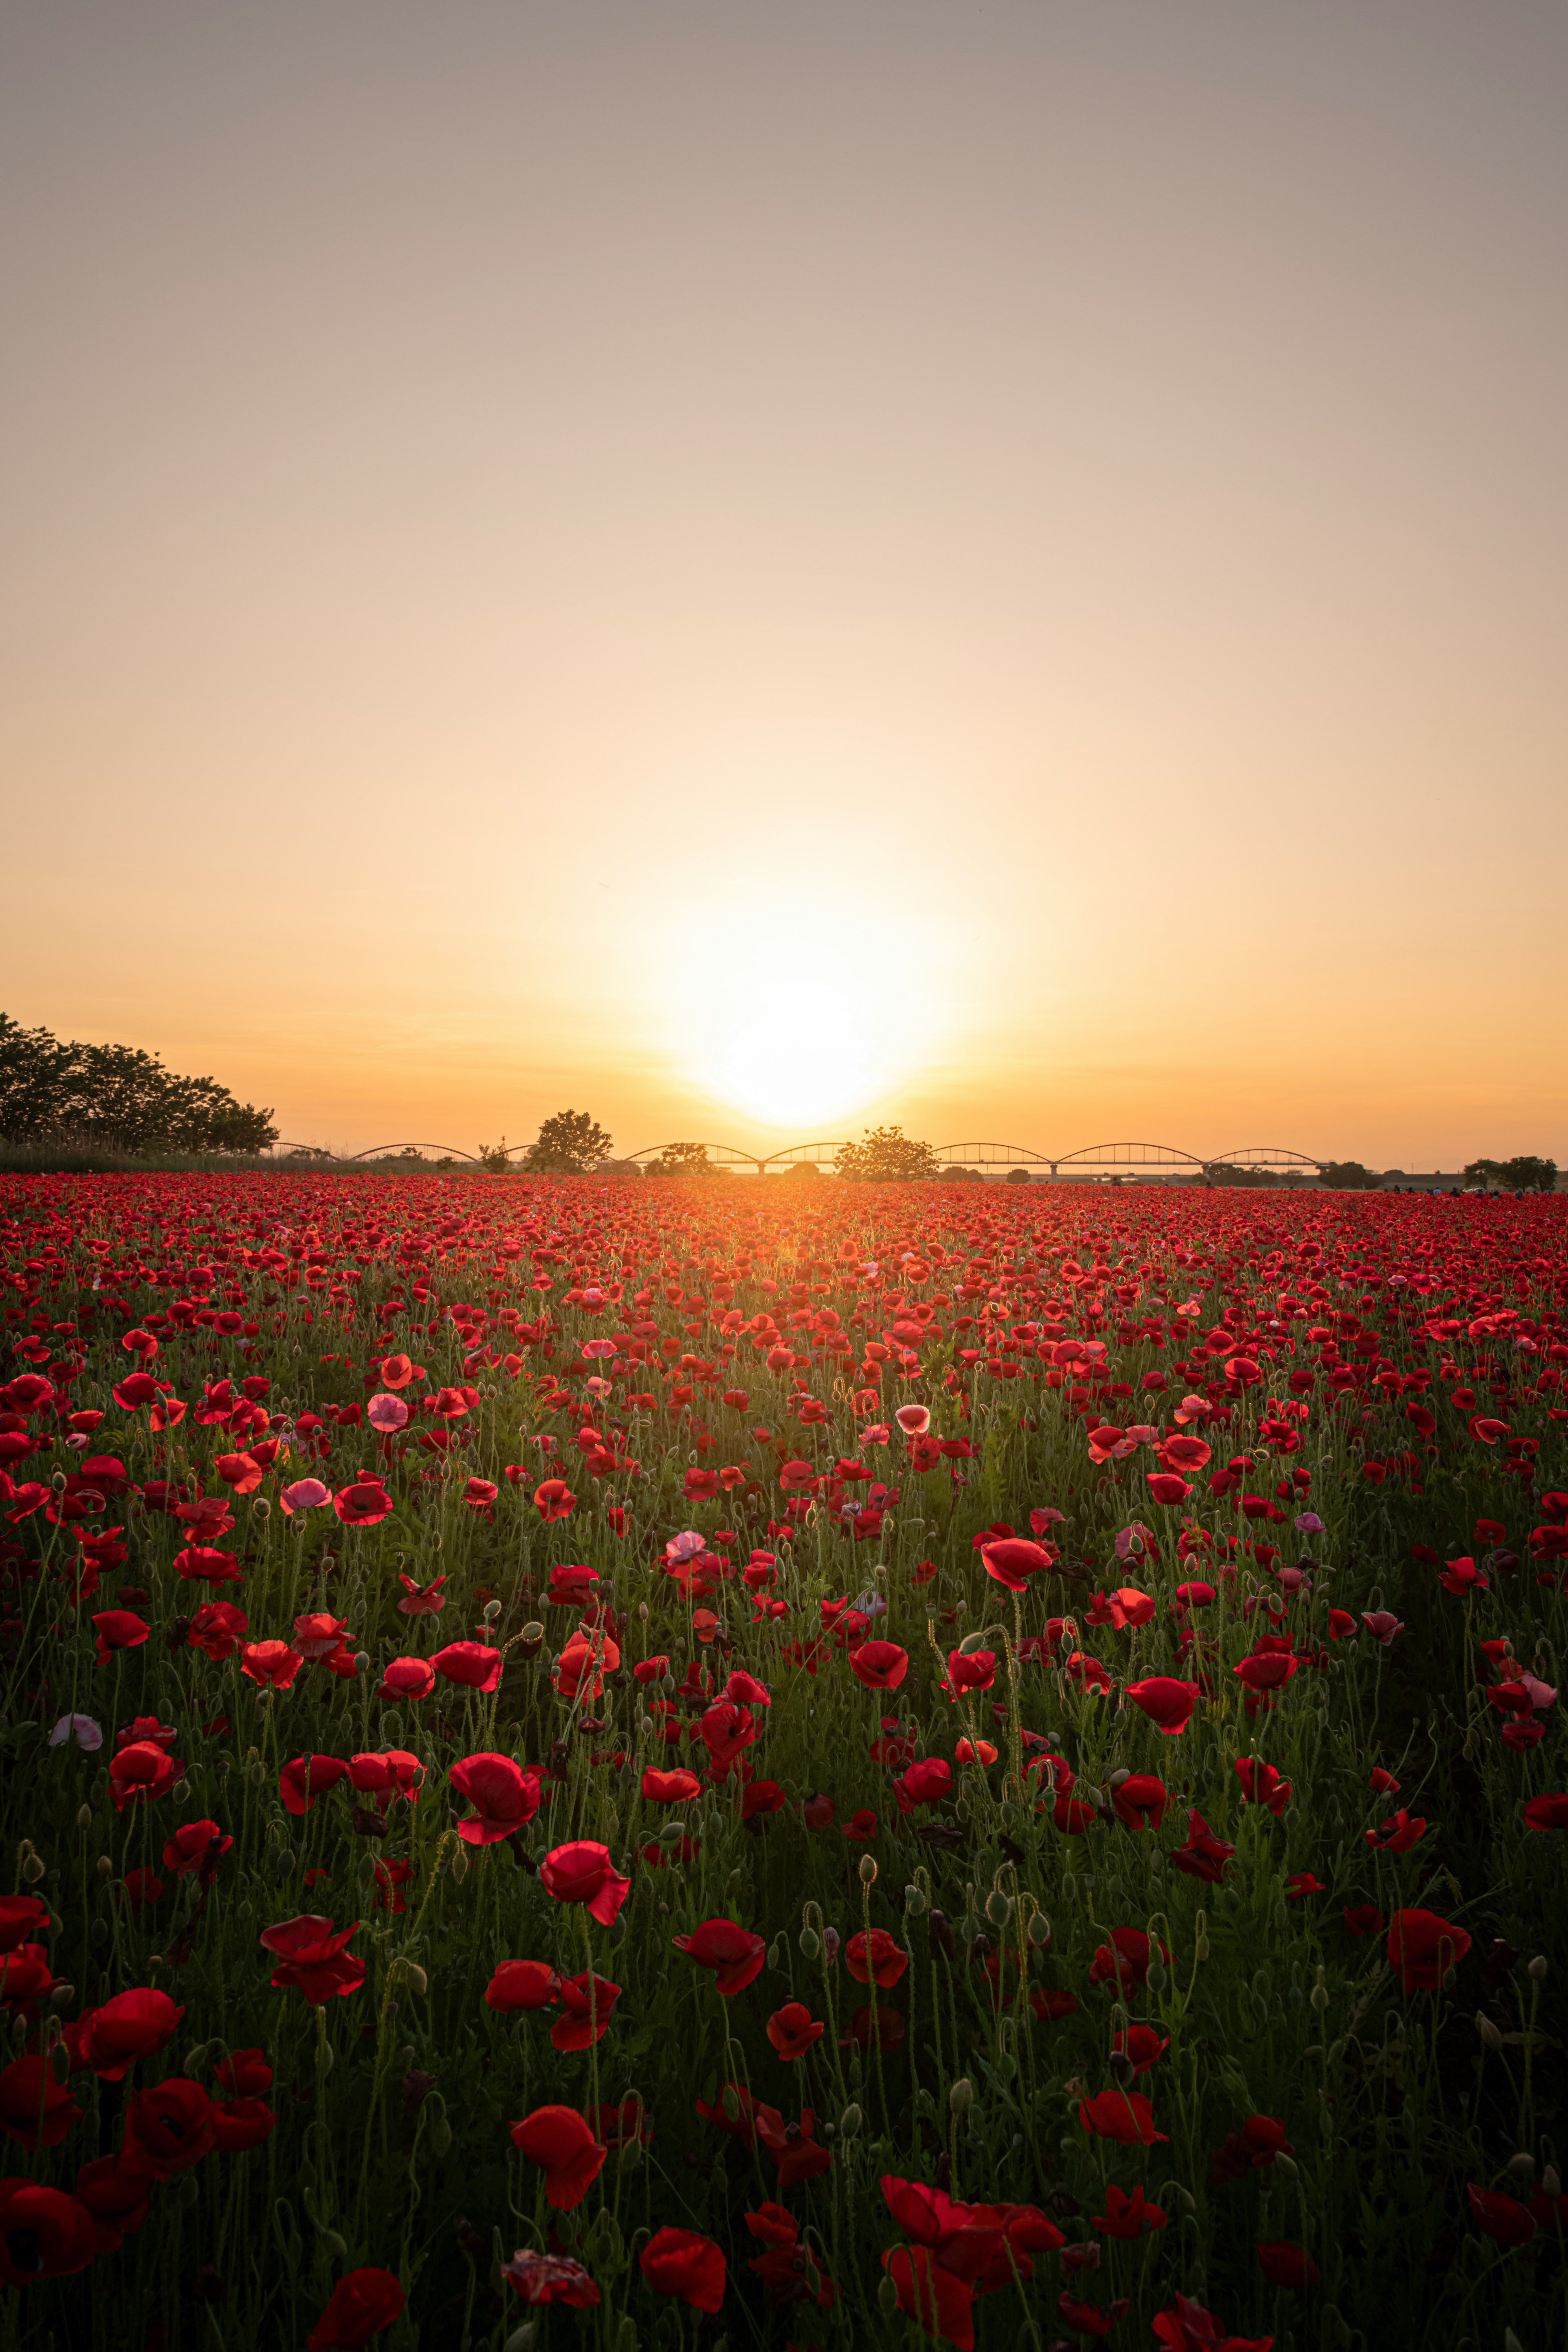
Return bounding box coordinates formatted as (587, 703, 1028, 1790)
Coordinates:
(521, 1108, 612, 1175)
(0, 1013, 276, 1153)
(1318, 1161, 1382, 1190)
(835, 1124, 938, 1183)
(644, 1141, 726, 1179)
(1464, 1155, 1557, 1192)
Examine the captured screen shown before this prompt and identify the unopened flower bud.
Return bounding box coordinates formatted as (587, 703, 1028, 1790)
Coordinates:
(1506, 2152, 1535, 2180)
(878, 2273, 900, 2317)
(798, 1927, 820, 1960)
(1541, 2165, 1561, 2200)
(96, 1855, 112, 1877)
(859, 1855, 878, 1887)
(401, 1962, 428, 1997)
(21, 1855, 45, 1885)
(1272, 2152, 1298, 2180)
(838, 2103, 862, 2139)
(76, 1805, 92, 1831)
(450, 1847, 469, 1883)
(949, 2078, 974, 2118)
(1476, 2012, 1503, 2051)
(904, 1883, 928, 1917)
(1529, 1956, 1548, 1983)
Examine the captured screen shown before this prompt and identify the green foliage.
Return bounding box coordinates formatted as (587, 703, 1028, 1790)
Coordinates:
(521, 1107, 612, 1174)
(835, 1123, 939, 1182)
(1318, 1160, 1383, 1189)
(0, 1011, 276, 1151)
(1465, 1155, 1557, 1192)
(644, 1141, 725, 1178)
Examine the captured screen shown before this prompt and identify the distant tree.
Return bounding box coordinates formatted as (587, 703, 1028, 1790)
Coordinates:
(1318, 1161, 1382, 1190)
(768, 1159, 820, 1180)
(1466, 1155, 1557, 1193)
(476, 1138, 511, 1174)
(1004, 1166, 1033, 1185)
(835, 1125, 938, 1183)
(940, 1164, 984, 1183)
(0, 1012, 276, 1151)
(522, 1109, 612, 1175)
(644, 1142, 724, 1179)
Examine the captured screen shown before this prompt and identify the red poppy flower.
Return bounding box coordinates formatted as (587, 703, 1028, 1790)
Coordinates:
(348, 1751, 425, 1808)
(449, 1754, 541, 1844)
(882, 2243, 976, 2349)
(212, 2094, 277, 2153)
(755, 2101, 834, 2188)
(124, 2077, 216, 2175)
(187, 1600, 248, 1659)
(1257, 2241, 1320, 2287)
(641, 1766, 702, 1804)
(378, 1655, 436, 1702)
(258, 1915, 365, 2002)
(1467, 2184, 1536, 2247)
(92, 1609, 149, 1659)
(430, 1640, 503, 1693)
(978, 1537, 1051, 1593)
(849, 1639, 909, 1690)
(293, 1612, 351, 1661)
(1343, 1903, 1383, 1938)
(502, 2249, 601, 2307)
(307, 2267, 407, 2349)
(0, 2178, 99, 2286)
(550, 1970, 620, 2051)
(1094, 2182, 1167, 2238)
(1365, 1810, 1425, 1855)
(639, 2226, 726, 2314)
(72, 2151, 155, 2245)
(897, 1757, 953, 1809)
(109, 1739, 183, 1811)
(539, 1840, 631, 1925)
(1078, 2088, 1167, 2145)
(0, 2055, 82, 2151)
(845, 1929, 909, 1987)
(240, 1639, 303, 1690)
(0, 1897, 49, 1956)
(1112, 2023, 1170, 2078)
(1089, 1928, 1170, 1995)
(673, 1918, 766, 1995)
(1387, 1908, 1472, 1991)
(160, 1820, 232, 1879)
(1234, 1652, 1298, 1693)
(213, 2048, 272, 2097)
(1145, 1473, 1192, 1506)
(1523, 1793, 1568, 1831)
(1111, 1773, 1168, 1831)
(1151, 2291, 1274, 2352)
(766, 2001, 824, 2059)
(69, 1985, 183, 2081)
(533, 1478, 577, 1521)
(509, 2105, 607, 2209)
(486, 1961, 561, 2012)
(332, 1479, 394, 1528)
(1125, 1678, 1199, 1735)
(1234, 1757, 1292, 1814)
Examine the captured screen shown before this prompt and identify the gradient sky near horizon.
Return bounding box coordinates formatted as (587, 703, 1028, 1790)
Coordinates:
(3, 1, 1566, 1167)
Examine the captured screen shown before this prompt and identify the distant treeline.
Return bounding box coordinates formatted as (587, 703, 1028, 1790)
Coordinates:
(0, 1014, 278, 1154)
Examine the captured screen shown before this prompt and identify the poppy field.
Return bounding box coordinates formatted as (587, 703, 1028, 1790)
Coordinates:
(0, 1172, 1564, 2352)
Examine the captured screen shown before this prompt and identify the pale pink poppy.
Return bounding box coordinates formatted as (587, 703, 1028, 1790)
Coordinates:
(279, 1479, 332, 1515)
(895, 1406, 931, 1438)
(367, 1394, 410, 1434)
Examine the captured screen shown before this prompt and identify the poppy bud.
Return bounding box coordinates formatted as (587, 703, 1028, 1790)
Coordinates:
(319, 2229, 347, 2259)
(904, 1884, 927, 1917)
(401, 1962, 428, 1997)
(353, 1653, 369, 1675)
(985, 1889, 1011, 1928)
(21, 1854, 45, 1884)
(1061, 1874, 1076, 1900)
(1543, 2165, 1561, 2199)
(1273, 2152, 1298, 2180)
(1529, 1956, 1548, 1982)
(1506, 2152, 1535, 2180)
(859, 1856, 877, 1887)
(1108, 2051, 1135, 2087)
(878, 2274, 900, 2317)
(451, 1848, 469, 1883)
(1027, 1912, 1050, 1947)
(1146, 1959, 1167, 1992)
(1476, 2011, 1503, 2051)
(839, 2103, 862, 2138)
(949, 2078, 974, 2118)
(96, 1854, 113, 1875)
(76, 1805, 92, 1831)
(1310, 1983, 1328, 2012)
(483, 1599, 502, 1621)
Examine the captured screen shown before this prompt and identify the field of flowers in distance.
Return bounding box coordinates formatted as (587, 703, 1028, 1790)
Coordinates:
(0, 1172, 1564, 2352)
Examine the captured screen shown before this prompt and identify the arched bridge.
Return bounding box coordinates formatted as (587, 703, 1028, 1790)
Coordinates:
(266, 1138, 1330, 1180)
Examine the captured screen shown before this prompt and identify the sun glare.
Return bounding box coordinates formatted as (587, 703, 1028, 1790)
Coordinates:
(658, 885, 946, 1135)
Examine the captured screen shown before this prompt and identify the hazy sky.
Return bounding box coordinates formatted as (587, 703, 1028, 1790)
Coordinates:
(3, 1, 1565, 1166)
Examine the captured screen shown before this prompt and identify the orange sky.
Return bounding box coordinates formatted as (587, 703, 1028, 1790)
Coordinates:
(2, 2, 1565, 1168)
